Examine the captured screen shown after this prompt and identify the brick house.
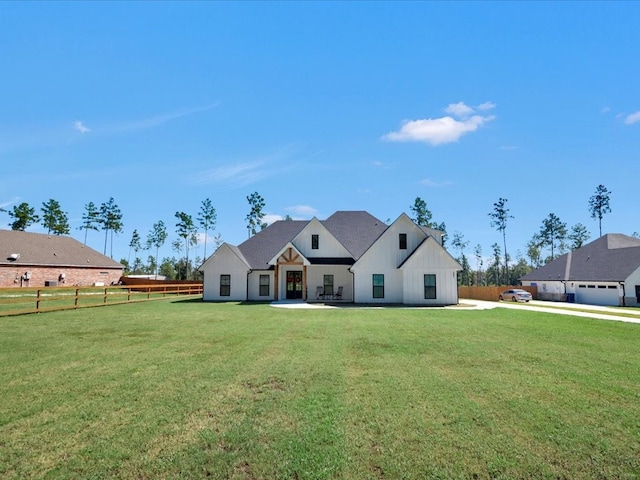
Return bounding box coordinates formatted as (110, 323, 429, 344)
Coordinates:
(0, 229, 124, 288)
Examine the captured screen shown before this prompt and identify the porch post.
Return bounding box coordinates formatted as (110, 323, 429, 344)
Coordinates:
(303, 265, 307, 300)
(274, 264, 279, 301)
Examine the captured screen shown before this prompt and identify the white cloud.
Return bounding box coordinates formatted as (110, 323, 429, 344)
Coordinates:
(624, 111, 640, 125)
(110, 103, 219, 133)
(383, 114, 494, 146)
(285, 205, 318, 217)
(476, 101, 496, 111)
(0, 197, 19, 210)
(191, 147, 298, 189)
(500, 145, 518, 151)
(382, 101, 495, 146)
(372, 160, 392, 169)
(263, 214, 283, 225)
(601, 106, 611, 114)
(194, 160, 269, 189)
(73, 121, 91, 133)
(419, 178, 453, 187)
(444, 102, 475, 118)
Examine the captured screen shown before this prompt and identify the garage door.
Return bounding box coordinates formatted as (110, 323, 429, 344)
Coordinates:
(575, 284, 620, 306)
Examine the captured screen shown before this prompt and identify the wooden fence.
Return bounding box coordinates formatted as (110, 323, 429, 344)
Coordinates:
(0, 283, 203, 317)
(458, 285, 538, 302)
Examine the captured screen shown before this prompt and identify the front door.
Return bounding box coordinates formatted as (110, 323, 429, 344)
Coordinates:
(635, 285, 640, 304)
(286, 271, 303, 299)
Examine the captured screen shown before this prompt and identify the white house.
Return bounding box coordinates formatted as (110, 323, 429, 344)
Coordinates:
(520, 234, 640, 307)
(200, 211, 462, 305)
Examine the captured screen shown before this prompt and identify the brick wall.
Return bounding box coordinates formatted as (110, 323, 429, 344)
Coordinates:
(0, 265, 123, 288)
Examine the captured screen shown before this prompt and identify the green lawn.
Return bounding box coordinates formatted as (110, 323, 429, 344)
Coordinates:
(1, 301, 639, 479)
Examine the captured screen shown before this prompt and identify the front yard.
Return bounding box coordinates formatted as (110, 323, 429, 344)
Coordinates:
(1, 300, 639, 479)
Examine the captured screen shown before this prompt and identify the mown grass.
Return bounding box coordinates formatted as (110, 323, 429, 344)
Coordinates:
(1, 300, 639, 479)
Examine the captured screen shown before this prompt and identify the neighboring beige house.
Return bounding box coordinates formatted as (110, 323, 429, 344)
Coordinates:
(200, 211, 462, 305)
(521, 233, 640, 307)
(0, 229, 124, 288)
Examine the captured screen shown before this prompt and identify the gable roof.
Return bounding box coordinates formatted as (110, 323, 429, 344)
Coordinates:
(321, 211, 387, 259)
(398, 236, 462, 270)
(235, 211, 388, 270)
(0, 229, 123, 269)
(238, 220, 308, 270)
(521, 234, 640, 282)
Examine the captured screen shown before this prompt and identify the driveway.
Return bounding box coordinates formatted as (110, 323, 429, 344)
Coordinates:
(464, 299, 640, 324)
(272, 298, 640, 324)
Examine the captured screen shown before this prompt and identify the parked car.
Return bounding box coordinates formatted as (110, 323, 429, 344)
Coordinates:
(499, 289, 532, 302)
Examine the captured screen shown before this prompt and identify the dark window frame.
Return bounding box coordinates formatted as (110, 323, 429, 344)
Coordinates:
(220, 274, 231, 296)
(399, 233, 407, 250)
(259, 274, 270, 296)
(373, 274, 385, 299)
(311, 234, 319, 250)
(424, 274, 437, 299)
(323, 274, 334, 296)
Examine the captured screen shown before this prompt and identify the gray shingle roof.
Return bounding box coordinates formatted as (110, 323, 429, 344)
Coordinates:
(321, 211, 387, 259)
(236, 211, 388, 270)
(0, 229, 124, 269)
(238, 221, 308, 269)
(521, 234, 640, 282)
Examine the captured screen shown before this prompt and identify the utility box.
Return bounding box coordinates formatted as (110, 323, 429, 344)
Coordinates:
(44, 280, 58, 287)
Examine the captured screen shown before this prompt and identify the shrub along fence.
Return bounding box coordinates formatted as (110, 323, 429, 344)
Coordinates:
(459, 285, 538, 302)
(0, 283, 203, 317)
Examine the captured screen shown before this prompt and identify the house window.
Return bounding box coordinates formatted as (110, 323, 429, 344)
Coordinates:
(373, 274, 384, 299)
(399, 233, 407, 250)
(424, 274, 437, 299)
(220, 274, 231, 296)
(324, 274, 334, 296)
(312, 234, 319, 250)
(259, 275, 270, 296)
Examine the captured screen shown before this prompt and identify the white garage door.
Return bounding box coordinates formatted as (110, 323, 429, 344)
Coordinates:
(575, 284, 620, 306)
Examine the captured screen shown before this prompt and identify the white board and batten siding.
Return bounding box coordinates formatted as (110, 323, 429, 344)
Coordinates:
(292, 218, 352, 258)
(400, 237, 461, 305)
(202, 244, 249, 301)
(351, 215, 461, 305)
(353, 269, 404, 304)
(306, 265, 353, 301)
(351, 215, 421, 303)
(247, 270, 274, 301)
(624, 266, 640, 306)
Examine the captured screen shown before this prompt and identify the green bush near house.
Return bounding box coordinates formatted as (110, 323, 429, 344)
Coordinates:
(1, 301, 639, 479)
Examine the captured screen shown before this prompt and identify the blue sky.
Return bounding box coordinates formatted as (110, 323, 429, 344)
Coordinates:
(1, 2, 639, 266)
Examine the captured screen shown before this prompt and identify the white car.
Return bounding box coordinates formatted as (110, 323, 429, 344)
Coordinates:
(499, 289, 532, 302)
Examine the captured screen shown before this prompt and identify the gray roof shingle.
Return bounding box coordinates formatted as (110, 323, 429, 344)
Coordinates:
(0, 229, 124, 269)
(521, 234, 640, 282)
(238, 221, 308, 269)
(236, 211, 388, 270)
(322, 211, 387, 259)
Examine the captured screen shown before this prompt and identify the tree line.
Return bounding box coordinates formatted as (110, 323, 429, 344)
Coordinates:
(0, 192, 271, 281)
(432, 184, 616, 287)
(0, 185, 619, 284)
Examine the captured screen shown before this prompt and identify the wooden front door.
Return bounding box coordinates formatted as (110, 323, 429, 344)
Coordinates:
(286, 271, 303, 299)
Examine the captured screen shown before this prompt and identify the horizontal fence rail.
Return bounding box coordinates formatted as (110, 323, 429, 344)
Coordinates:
(0, 283, 203, 317)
